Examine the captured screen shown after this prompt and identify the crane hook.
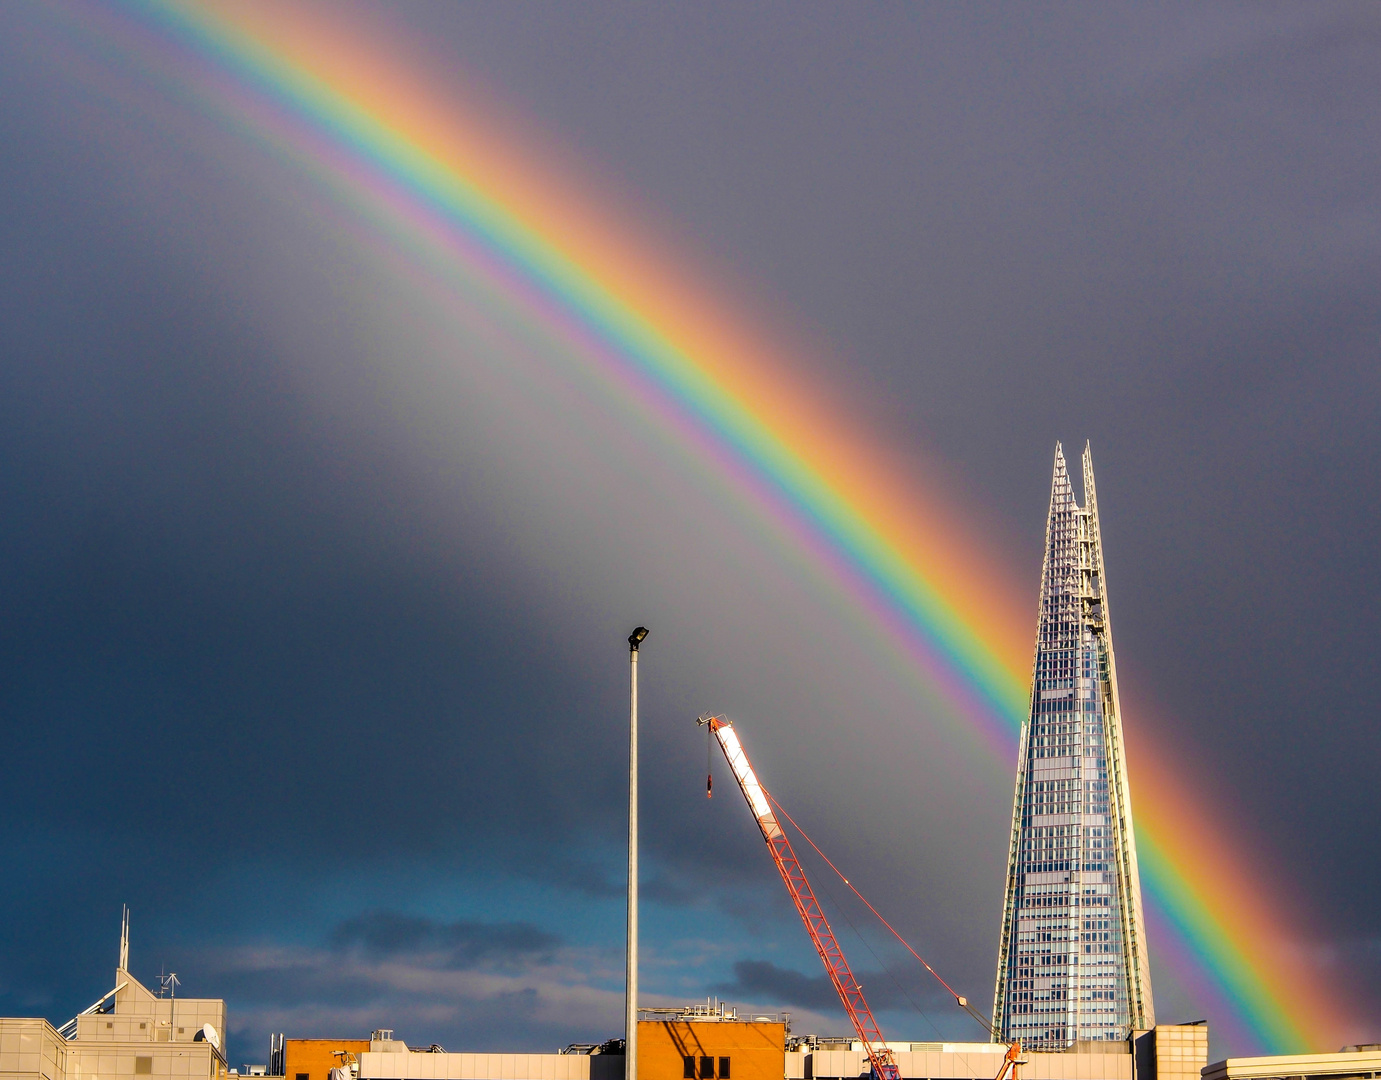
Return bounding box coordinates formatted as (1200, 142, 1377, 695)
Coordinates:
(706, 718, 714, 797)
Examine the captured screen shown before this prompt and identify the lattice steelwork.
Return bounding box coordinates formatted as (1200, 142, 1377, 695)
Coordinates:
(992, 443, 1155, 1050)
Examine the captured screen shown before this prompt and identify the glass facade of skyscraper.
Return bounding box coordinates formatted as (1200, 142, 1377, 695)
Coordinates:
(992, 443, 1155, 1051)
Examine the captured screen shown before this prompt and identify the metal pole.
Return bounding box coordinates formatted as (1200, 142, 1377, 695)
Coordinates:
(625, 627, 647, 1080)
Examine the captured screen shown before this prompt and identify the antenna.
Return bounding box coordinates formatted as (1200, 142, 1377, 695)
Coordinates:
(160, 972, 179, 1042)
(119, 906, 130, 972)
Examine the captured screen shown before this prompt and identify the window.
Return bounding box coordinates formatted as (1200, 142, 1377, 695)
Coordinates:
(107, 1023, 114, 1029)
(683, 1058, 695, 1079)
(135, 1059, 152, 1075)
(139, 1024, 147, 1031)
(700, 1057, 714, 1079)
(297, 1072, 310, 1080)
(719, 1058, 730, 1079)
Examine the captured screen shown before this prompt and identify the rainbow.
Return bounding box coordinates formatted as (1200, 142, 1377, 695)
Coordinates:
(90, 0, 1356, 1053)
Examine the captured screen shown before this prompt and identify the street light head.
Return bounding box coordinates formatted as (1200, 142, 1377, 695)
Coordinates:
(628, 626, 649, 650)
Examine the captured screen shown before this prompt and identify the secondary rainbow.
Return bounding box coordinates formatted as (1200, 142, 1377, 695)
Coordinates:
(105, 0, 1355, 1053)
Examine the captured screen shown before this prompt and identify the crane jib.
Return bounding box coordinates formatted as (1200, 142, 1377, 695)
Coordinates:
(705, 717, 901, 1080)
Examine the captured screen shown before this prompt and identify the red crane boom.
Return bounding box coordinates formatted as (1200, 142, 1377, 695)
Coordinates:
(701, 716, 901, 1080)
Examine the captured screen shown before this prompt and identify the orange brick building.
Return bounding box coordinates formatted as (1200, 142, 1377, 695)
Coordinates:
(283, 1039, 370, 1080)
(636, 1019, 785, 1080)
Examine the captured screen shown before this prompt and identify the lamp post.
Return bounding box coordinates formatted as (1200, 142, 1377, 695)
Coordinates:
(625, 626, 648, 1080)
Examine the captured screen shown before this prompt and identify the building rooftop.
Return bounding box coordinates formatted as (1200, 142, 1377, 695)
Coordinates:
(1202, 1048, 1381, 1080)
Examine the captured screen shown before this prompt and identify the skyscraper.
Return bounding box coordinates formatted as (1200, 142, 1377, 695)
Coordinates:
(992, 443, 1155, 1049)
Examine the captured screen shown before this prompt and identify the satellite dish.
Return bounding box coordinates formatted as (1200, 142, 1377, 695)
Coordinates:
(195, 1024, 221, 1052)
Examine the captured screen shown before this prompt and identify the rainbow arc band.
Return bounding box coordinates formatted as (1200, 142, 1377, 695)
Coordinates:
(104, 0, 1356, 1052)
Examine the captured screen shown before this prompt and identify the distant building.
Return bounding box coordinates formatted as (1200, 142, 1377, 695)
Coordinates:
(1202, 1046, 1381, 1080)
(993, 443, 1156, 1050)
(804, 1040, 1134, 1080)
(632, 1004, 785, 1080)
(355, 1027, 593, 1080)
(803, 1024, 1205, 1080)
(355, 1005, 785, 1080)
(1134, 1024, 1208, 1080)
(0, 963, 228, 1080)
(342, 1006, 1205, 1080)
(281, 1039, 369, 1080)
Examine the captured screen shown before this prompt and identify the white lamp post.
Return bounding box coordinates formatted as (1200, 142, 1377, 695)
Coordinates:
(625, 626, 648, 1080)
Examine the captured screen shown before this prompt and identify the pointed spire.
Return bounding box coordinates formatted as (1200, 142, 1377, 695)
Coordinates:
(1081, 441, 1098, 519)
(119, 905, 129, 972)
(1049, 442, 1075, 516)
(1052, 441, 1069, 488)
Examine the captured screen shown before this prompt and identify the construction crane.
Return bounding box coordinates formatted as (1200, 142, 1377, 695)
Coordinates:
(701, 714, 1024, 1080)
(994, 1040, 1024, 1080)
(700, 715, 901, 1080)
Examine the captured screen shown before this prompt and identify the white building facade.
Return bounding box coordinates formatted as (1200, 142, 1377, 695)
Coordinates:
(0, 968, 227, 1080)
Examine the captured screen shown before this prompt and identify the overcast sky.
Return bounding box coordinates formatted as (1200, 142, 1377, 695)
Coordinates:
(0, 0, 1377, 1063)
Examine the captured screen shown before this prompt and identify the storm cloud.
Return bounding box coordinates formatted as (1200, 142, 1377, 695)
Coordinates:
(0, 0, 1376, 1062)
(330, 913, 561, 970)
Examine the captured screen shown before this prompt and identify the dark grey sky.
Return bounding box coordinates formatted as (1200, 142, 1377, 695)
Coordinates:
(0, 0, 1377, 1062)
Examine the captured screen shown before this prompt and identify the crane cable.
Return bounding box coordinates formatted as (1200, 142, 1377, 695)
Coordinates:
(799, 837, 950, 1042)
(766, 792, 999, 1040)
